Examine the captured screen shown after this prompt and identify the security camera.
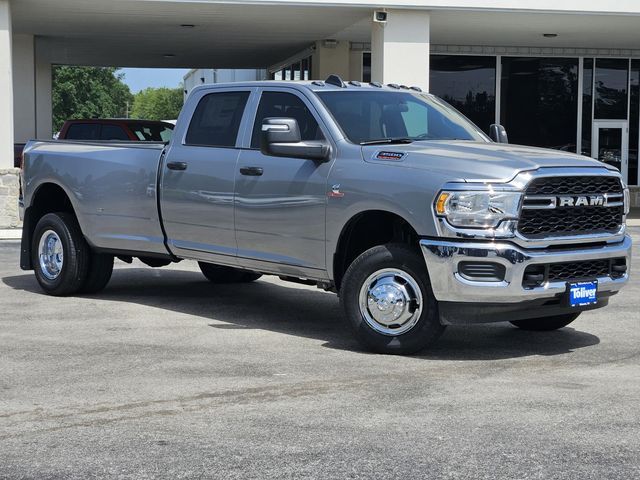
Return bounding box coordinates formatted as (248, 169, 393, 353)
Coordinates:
(373, 11, 387, 23)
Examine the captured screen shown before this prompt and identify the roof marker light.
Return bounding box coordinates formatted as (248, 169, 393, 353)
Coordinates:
(325, 74, 346, 88)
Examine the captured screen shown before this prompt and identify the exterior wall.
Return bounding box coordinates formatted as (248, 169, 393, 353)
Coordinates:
(183, 68, 267, 97)
(34, 37, 52, 139)
(12, 34, 35, 143)
(0, 0, 13, 169)
(0, 0, 19, 229)
(0, 168, 20, 228)
(349, 50, 364, 82)
(312, 40, 350, 80)
(371, 9, 430, 91)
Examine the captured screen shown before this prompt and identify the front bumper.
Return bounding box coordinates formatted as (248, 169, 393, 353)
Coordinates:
(420, 235, 632, 304)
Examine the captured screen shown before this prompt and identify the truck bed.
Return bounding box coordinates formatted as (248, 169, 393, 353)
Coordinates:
(22, 140, 169, 255)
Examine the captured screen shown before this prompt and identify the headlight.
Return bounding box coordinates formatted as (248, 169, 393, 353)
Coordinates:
(435, 190, 522, 228)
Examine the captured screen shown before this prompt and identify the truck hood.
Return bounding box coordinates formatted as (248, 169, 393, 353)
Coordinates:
(362, 141, 610, 182)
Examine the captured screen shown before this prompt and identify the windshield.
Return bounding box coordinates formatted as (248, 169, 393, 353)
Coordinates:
(129, 122, 174, 142)
(317, 90, 488, 144)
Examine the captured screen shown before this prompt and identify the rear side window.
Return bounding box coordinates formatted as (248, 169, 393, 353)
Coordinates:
(251, 91, 323, 148)
(65, 123, 100, 140)
(100, 125, 130, 140)
(186, 91, 250, 147)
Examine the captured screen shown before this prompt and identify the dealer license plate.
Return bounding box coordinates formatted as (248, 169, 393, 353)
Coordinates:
(568, 281, 598, 307)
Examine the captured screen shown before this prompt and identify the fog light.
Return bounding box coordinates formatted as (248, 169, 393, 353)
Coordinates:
(458, 262, 506, 282)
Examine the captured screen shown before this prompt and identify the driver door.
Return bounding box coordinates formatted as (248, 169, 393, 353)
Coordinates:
(234, 89, 333, 275)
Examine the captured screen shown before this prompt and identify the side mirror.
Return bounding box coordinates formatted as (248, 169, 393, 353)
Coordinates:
(489, 124, 509, 144)
(260, 117, 330, 162)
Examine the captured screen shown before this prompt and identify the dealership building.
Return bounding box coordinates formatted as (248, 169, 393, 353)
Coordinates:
(1, 0, 640, 227)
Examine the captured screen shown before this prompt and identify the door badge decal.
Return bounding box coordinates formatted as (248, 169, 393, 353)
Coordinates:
(328, 184, 345, 198)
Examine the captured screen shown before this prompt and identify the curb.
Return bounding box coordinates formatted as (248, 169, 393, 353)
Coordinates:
(0, 229, 22, 240)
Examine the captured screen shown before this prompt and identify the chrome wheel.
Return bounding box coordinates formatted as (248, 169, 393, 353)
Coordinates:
(358, 268, 423, 336)
(38, 229, 64, 280)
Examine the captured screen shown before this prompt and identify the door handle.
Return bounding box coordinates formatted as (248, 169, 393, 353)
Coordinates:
(240, 166, 264, 176)
(167, 161, 188, 171)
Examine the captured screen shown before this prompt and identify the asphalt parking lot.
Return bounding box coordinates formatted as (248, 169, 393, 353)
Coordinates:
(1, 230, 639, 480)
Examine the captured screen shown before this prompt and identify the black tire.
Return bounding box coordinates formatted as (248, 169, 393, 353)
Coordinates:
(31, 212, 90, 296)
(510, 313, 580, 331)
(340, 243, 445, 355)
(198, 262, 262, 284)
(80, 253, 114, 294)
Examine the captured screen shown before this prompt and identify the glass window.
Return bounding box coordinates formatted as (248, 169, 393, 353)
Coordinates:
(185, 91, 250, 147)
(501, 57, 579, 152)
(100, 124, 129, 141)
(629, 59, 639, 185)
(65, 123, 100, 140)
(581, 58, 594, 156)
(594, 59, 629, 120)
(292, 62, 301, 81)
(129, 123, 174, 142)
(362, 52, 371, 83)
(430, 55, 496, 134)
(251, 91, 323, 148)
(318, 91, 488, 144)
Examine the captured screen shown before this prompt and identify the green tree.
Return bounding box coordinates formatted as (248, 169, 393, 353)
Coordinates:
(52, 66, 134, 132)
(131, 87, 184, 121)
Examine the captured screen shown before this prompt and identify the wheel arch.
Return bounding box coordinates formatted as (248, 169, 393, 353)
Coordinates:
(331, 209, 422, 290)
(21, 182, 79, 270)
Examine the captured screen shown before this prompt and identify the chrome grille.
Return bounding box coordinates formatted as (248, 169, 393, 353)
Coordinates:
(524, 176, 622, 195)
(518, 175, 624, 238)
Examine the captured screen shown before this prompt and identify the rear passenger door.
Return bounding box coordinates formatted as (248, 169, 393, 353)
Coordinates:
(160, 88, 254, 263)
(234, 88, 333, 275)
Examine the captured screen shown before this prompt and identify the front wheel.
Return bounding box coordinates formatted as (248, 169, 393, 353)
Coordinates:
(340, 244, 444, 355)
(510, 313, 580, 331)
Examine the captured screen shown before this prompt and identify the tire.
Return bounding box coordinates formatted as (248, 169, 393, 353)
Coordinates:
(510, 313, 580, 331)
(340, 243, 445, 355)
(80, 253, 114, 294)
(31, 212, 90, 296)
(198, 262, 262, 284)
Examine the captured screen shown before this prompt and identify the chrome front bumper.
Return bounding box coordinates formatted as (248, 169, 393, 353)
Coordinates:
(420, 235, 632, 303)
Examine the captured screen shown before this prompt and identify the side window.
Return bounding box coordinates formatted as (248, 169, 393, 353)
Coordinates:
(251, 91, 323, 148)
(185, 91, 250, 147)
(100, 125, 130, 140)
(65, 123, 100, 140)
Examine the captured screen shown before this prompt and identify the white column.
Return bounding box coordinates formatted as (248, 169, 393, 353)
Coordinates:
(0, 0, 13, 168)
(12, 34, 35, 143)
(35, 37, 52, 139)
(371, 9, 430, 91)
(311, 40, 351, 81)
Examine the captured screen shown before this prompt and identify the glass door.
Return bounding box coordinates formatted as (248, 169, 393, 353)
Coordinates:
(592, 120, 629, 183)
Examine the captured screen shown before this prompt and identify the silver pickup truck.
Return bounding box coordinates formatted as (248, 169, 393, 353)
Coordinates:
(20, 75, 632, 354)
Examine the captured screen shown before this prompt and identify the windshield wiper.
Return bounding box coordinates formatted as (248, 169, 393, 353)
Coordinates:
(359, 137, 415, 146)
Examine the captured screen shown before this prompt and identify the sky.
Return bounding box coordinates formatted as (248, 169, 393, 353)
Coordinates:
(120, 68, 190, 93)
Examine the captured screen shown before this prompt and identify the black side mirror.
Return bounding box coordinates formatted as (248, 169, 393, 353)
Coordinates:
(489, 124, 509, 144)
(260, 117, 330, 162)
